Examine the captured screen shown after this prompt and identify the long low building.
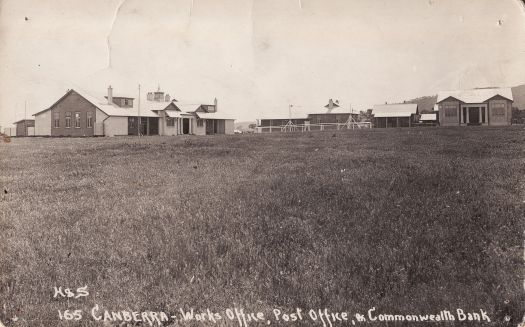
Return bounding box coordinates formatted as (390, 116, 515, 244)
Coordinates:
(436, 87, 513, 126)
(257, 99, 359, 132)
(372, 103, 419, 128)
(32, 86, 235, 137)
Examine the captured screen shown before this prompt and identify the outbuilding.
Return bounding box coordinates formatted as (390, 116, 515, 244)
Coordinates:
(13, 119, 35, 136)
(372, 103, 419, 128)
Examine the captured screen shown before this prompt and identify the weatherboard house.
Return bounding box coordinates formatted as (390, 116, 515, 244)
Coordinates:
(32, 86, 235, 137)
(436, 87, 513, 126)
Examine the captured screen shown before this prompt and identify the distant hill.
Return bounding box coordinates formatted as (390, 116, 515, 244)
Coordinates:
(511, 83, 525, 110)
(404, 95, 438, 113)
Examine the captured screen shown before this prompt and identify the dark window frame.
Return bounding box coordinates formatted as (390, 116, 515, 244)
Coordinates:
(74, 112, 81, 128)
(53, 112, 60, 128)
(65, 112, 72, 128)
(87, 112, 93, 128)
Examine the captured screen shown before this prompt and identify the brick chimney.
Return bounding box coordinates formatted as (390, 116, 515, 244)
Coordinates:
(165, 94, 170, 102)
(147, 92, 153, 101)
(107, 85, 113, 105)
(214, 98, 218, 112)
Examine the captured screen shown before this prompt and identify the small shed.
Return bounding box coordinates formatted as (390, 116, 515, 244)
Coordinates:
(14, 119, 35, 136)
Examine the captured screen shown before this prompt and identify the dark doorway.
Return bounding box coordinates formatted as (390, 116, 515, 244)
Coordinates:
(128, 117, 138, 135)
(182, 118, 190, 134)
(468, 107, 480, 125)
(206, 120, 214, 135)
(148, 118, 159, 135)
(139, 118, 148, 135)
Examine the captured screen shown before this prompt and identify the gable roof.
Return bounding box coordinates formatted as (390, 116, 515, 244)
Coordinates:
(258, 102, 357, 120)
(33, 89, 160, 118)
(13, 119, 35, 124)
(146, 101, 179, 112)
(372, 103, 418, 117)
(164, 110, 193, 118)
(193, 111, 236, 120)
(173, 103, 204, 112)
(437, 87, 513, 104)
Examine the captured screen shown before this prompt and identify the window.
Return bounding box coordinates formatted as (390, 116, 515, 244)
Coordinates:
(167, 118, 175, 127)
(197, 119, 204, 127)
(74, 112, 81, 128)
(443, 104, 457, 117)
(129, 117, 135, 128)
(492, 103, 505, 116)
(87, 112, 93, 128)
(53, 112, 60, 128)
(65, 112, 71, 128)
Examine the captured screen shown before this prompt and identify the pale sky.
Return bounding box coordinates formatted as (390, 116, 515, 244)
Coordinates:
(1, 0, 524, 127)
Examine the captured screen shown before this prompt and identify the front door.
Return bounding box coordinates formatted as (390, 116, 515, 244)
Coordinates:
(468, 107, 480, 125)
(206, 120, 214, 135)
(148, 118, 159, 135)
(182, 118, 190, 134)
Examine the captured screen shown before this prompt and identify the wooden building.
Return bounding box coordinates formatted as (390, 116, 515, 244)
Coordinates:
(153, 98, 235, 136)
(372, 103, 419, 128)
(32, 87, 159, 137)
(437, 87, 513, 126)
(33, 86, 234, 137)
(257, 99, 359, 132)
(13, 119, 35, 136)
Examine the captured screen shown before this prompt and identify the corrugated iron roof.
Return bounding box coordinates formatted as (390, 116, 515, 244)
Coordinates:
(33, 88, 161, 118)
(13, 119, 35, 124)
(437, 87, 513, 103)
(372, 103, 418, 118)
(33, 87, 236, 120)
(173, 103, 203, 112)
(194, 112, 236, 120)
(257, 102, 356, 120)
(165, 110, 193, 118)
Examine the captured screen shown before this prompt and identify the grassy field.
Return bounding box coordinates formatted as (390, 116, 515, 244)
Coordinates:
(0, 127, 524, 326)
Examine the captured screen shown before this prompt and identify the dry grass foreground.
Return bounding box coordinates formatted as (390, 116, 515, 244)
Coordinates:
(0, 127, 524, 326)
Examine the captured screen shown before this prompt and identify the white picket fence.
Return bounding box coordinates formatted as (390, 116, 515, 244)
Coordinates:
(257, 122, 372, 133)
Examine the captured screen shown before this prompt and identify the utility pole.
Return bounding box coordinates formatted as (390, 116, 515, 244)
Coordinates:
(138, 84, 141, 137)
(24, 100, 27, 136)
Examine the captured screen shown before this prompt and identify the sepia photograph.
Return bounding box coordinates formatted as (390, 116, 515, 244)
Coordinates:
(0, 0, 524, 326)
